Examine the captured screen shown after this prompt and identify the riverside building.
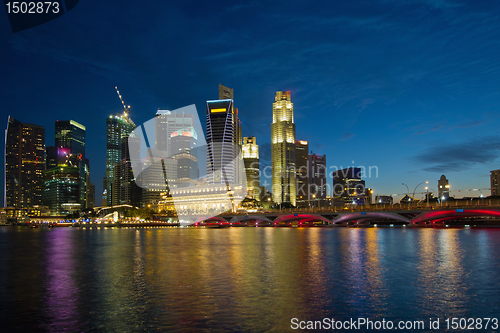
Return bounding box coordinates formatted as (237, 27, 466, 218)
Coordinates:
(271, 91, 296, 206)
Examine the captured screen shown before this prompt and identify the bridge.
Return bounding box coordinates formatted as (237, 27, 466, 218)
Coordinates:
(188, 207, 500, 227)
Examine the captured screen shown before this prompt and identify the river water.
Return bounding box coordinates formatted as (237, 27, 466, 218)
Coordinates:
(0, 226, 499, 332)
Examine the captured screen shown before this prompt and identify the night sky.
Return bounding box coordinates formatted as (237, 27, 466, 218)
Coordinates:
(2, 0, 500, 205)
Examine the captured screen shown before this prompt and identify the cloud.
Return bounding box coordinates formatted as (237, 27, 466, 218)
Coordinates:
(340, 132, 355, 141)
(414, 135, 500, 172)
(408, 119, 484, 135)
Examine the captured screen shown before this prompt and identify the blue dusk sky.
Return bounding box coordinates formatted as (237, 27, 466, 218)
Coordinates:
(1, 0, 500, 204)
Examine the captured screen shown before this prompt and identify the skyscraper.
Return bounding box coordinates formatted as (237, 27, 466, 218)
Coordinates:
(206, 99, 237, 185)
(295, 140, 309, 204)
(242, 136, 260, 200)
(309, 152, 327, 200)
(155, 109, 195, 157)
(271, 91, 296, 206)
(44, 120, 92, 213)
(55, 120, 89, 208)
(332, 167, 366, 205)
(104, 112, 135, 206)
(218, 84, 243, 184)
(43, 166, 80, 215)
(4, 116, 45, 208)
(171, 130, 198, 186)
(55, 120, 85, 157)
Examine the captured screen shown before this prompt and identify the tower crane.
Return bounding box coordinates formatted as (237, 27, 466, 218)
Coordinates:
(115, 86, 131, 116)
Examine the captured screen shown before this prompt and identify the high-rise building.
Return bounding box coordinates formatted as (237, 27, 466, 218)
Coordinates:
(4, 116, 45, 208)
(155, 109, 195, 157)
(491, 170, 500, 196)
(218, 84, 243, 183)
(308, 153, 327, 200)
(138, 157, 177, 207)
(332, 167, 366, 205)
(438, 175, 450, 200)
(295, 140, 309, 204)
(271, 91, 296, 206)
(54, 120, 89, 208)
(55, 120, 85, 157)
(171, 130, 198, 186)
(206, 99, 238, 185)
(43, 166, 80, 215)
(242, 136, 260, 200)
(104, 112, 135, 206)
(111, 134, 142, 207)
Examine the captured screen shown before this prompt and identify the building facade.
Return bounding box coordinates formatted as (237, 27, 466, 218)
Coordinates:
(491, 170, 500, 196)
(242, 136, 260, 200)
(295, 140, 309, 205)
(438, 175, 450, 200)
(4, 116, 45, 208)
(155, 109, 195, 157)
(104, 112, 135, 206)
(206, 99, 238, 185)
(271, 91, 296, 206)
(309, 153, 327, 200)
(43, 166, 80, 215)
(332, 167, 366, 205)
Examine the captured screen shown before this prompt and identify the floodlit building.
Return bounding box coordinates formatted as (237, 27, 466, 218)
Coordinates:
(242, 136, 260, 200)
(4, 116, 45, 208)
(271, 91, 296, 206)
(158, 183, 246, 217)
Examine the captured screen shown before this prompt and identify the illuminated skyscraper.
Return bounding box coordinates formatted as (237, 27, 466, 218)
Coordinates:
(242, 136, 260, 200)
(55, 120, 89, 208)
(206, 99, 237, 184)
(4, 116, 45, 208)
(55, 120, 85, 157)
(155, 109, 195, 157)
(104, 112, 135, 206)
(44, 120, 93, 213)
(271, 91, 296, 206)
(218, 84, 243, 183)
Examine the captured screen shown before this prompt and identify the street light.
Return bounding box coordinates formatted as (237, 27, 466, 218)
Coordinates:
(402, 183, 410, 197)
(413, 181, 429, 201)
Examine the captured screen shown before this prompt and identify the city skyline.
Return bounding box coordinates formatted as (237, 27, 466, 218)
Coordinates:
(2, 1, 500, 204)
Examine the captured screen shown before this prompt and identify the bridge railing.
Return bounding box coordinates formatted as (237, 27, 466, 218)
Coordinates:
(240, 199, 500, 214)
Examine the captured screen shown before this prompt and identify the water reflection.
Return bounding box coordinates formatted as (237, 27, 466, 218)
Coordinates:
(1, 227, 500, 331)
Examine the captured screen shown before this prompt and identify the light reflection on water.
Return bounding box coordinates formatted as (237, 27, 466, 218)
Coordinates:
(1, 227, 500, 332)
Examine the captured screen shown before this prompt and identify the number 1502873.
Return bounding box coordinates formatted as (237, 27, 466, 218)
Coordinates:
(5, 2, 60, 14)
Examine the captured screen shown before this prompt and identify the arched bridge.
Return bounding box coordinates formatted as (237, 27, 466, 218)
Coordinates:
(187, 208, 500, 227)
(411, 208, 500, 226)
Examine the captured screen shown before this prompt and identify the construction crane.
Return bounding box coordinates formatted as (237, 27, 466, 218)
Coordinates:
(115, 86, 130, 116)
